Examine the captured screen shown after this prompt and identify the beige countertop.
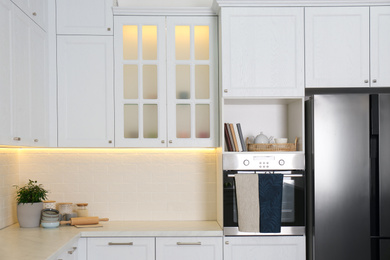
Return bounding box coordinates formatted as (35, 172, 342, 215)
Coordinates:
(0, 221, 223, 260)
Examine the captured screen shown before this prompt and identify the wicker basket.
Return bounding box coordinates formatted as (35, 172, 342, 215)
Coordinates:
(247, 137, 298, 152)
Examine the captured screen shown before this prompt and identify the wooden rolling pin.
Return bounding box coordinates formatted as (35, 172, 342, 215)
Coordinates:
(60, 216, 109, 226)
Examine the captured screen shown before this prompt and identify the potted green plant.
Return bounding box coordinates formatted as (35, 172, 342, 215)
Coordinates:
(15, 179, 48, 228)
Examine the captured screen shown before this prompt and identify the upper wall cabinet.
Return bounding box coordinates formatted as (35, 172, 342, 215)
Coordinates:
(57, 36, 114, 147)
(220, 7, 304, 97)
(306, 6, 390, 88)
(114, 15, 218, 148)
(11, 0, 47, 31)
(305, 7, 370, 88)
(0, 0, 13, 145)
(0, 2, 49, 147)
(56, 0, 113, 35)
(371, 6, 390, 87)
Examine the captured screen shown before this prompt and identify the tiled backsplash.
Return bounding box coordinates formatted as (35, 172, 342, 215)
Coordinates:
(0, 149, 19, 229)
(16, 148, 217, 221)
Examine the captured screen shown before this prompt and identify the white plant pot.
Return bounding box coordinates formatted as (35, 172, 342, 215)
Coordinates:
(17, 202, 43, 228)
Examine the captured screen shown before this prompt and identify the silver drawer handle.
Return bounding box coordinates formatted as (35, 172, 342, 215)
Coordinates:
(177, 242, 202, 246)
(13, 137, 21, 141)
(108, 242, 133, 246)
(67, 247, 77, 255)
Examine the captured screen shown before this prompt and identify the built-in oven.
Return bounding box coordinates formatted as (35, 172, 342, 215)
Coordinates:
(223, 153, 305, 236)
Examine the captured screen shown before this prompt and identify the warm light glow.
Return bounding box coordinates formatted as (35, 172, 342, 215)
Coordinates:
(175, 26, 190, 60)
(16, 147, 217, 154)
(194, 26, 209, 60)
(142, 25, 157, 60)
(123, 25, 138, 60)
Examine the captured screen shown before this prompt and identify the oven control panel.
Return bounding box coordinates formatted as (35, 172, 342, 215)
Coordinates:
(223, 153, 305, 170)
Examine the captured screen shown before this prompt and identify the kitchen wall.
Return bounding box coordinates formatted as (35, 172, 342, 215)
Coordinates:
(0, 149, 19, 229)
(17, 148, 217, 221)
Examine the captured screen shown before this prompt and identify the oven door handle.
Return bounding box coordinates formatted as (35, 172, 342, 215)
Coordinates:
(227, 174, 303, 178)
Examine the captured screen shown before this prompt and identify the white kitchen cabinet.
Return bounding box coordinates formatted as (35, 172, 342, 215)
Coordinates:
(10, 3, 49, 147)
(166, 16, 218, 147)
(156, 237, 222, 260)
(11, 0, 47, 31)
(87, 237, 155, 260)
(0, 0, 13, 145)
(114, 15, 218, 148)
(370, 6, 390, 87)
(305, 7, 370, 88)
(56, 0, 113, 35)
(220, 7, 304, 97)
(57, 238, 86, 260)
(57, 36, 114, 147)
(224, 236, 305, 260)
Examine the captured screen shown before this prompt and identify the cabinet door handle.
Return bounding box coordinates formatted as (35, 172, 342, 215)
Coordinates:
(176, 242, 202, 246)
(67, 247, 77, 254)
(161, 140, 165, 144)
(108, 140, 112, 144)
(108, 242, 133, 246)
(107, 28, 111, 31)
(373, 79, 377, 83)
(364, 79, 369, 83)
(169, 140, 173, 144)
(34, 139, 39, 142)
(13, 137, 21, 141)
(32, 12, 37, 16)
(224, 89, 228, 93)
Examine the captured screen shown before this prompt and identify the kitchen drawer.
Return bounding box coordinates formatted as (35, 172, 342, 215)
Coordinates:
(87, 237, 155, 260)
(156, 237, 223, 260)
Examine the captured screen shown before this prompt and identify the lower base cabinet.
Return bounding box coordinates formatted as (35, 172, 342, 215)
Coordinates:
(57, 238, 86, 260)
(223, 236, 305, 260)
(85, 237, 222, 260)
(156, 237, 223, 260)
(87, 237, 155, 260)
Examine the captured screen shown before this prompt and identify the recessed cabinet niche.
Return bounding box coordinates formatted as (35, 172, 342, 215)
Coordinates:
(223, 98, 304, 153)
(220, 7, 304, 97)
(114, 15, 218, 147)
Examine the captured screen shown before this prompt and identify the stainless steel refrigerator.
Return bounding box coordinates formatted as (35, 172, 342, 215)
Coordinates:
(305, 94, 390, 260)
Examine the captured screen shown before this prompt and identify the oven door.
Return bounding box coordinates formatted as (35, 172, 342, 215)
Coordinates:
(223, 170, 305, 236)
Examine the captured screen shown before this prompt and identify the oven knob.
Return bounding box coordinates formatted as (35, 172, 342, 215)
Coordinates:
(279, 159, 285, 166)
(243, 159, 250, 166)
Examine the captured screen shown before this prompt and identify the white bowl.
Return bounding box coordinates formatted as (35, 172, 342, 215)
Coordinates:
(274, 138, 288, 144)
(41, 221, 59, 228)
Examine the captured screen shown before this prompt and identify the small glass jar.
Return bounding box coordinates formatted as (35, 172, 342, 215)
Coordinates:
(76, 203, 89, 217)
(43, 200, 56, 210)
(58, 203, 73, 215)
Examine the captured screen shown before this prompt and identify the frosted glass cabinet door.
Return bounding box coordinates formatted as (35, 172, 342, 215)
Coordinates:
(57, 36, 114, 147)
(167, 16, 218, 147)
(305, 7, 369, 88)
(371, 6, 390, 87)
(221, 8, 304, 97)
(114, 16, 166, 147)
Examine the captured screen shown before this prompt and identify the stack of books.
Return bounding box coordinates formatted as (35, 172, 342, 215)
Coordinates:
(224, 123, 247, 152)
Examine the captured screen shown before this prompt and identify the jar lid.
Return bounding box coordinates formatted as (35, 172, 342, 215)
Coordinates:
(43, 200, 56, 203)
(76, 203, 88, 206)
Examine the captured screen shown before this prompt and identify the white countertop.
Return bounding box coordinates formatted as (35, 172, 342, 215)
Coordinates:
(0, 221, 223, 260)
